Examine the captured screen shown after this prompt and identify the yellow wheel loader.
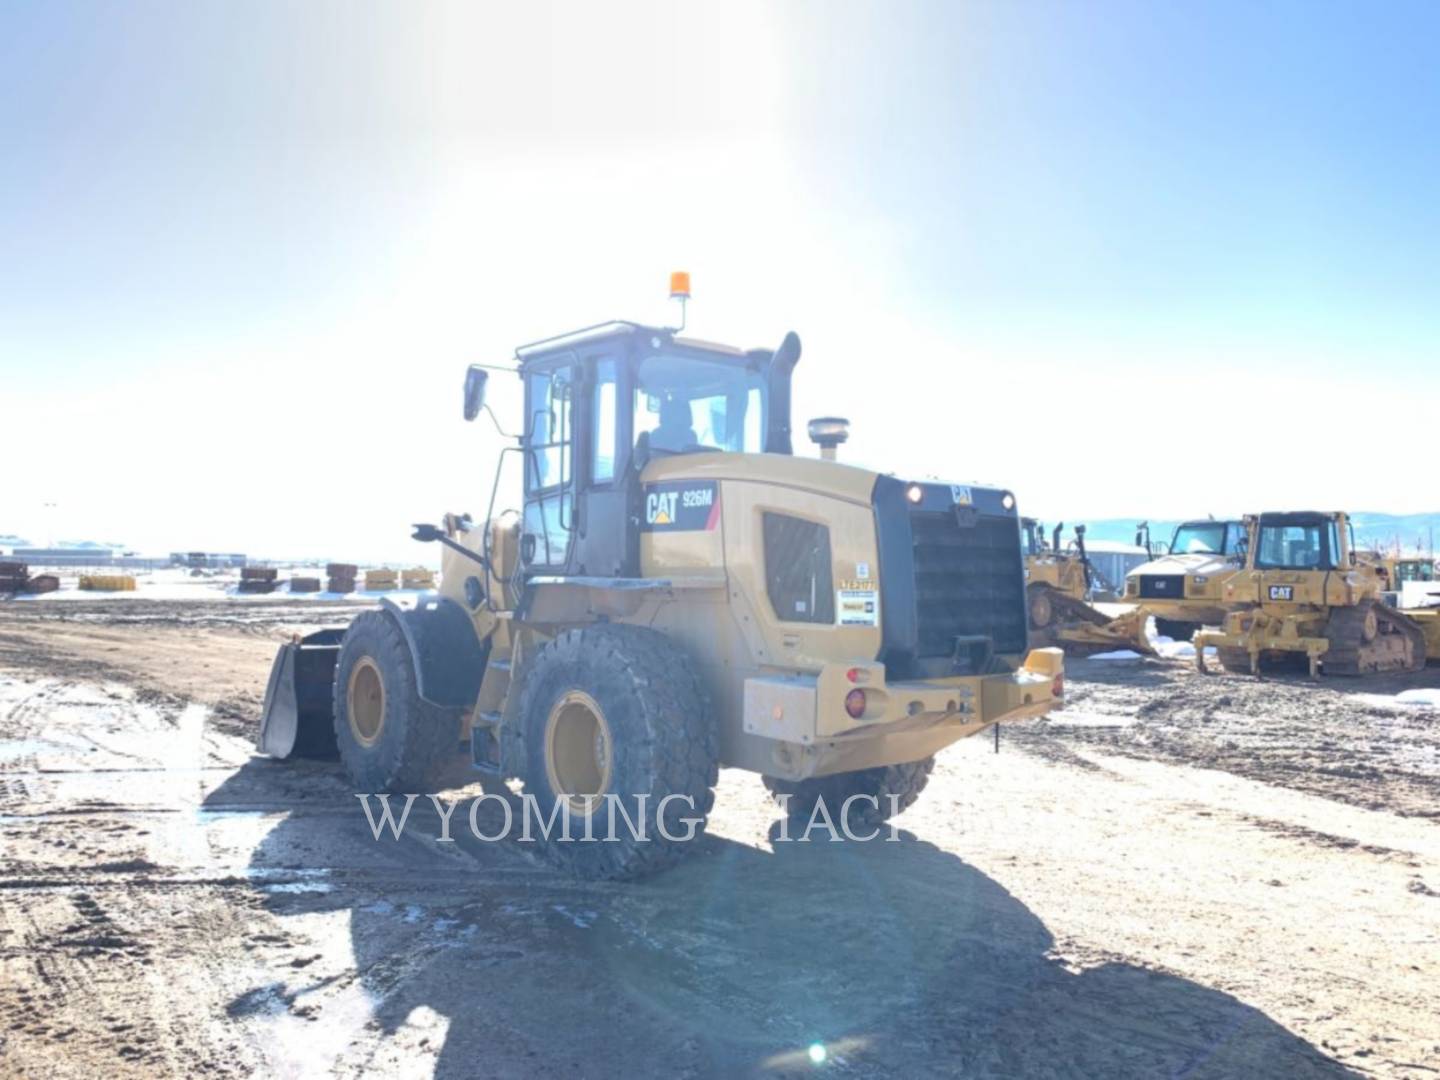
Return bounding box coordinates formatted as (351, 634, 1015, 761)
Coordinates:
(1123, 519, 1251, 642)
(257, 283, 1064, 878)
(1022, 519, 1153, 656)
(1195, 511, 1427, 678)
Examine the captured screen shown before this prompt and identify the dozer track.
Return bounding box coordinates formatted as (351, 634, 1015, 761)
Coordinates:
(1216, 647, 1254, 674)
(1028, 585, 1155, 657)
(1321, 599, 1426, 676)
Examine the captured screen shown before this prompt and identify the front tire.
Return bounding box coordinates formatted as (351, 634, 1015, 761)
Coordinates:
(332, 611, 460, 792)
(516, 624, 718, 879)
(764, 758, 935, 831)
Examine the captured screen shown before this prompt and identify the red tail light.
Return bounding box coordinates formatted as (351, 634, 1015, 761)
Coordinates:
(1051, 674, 1064, 698)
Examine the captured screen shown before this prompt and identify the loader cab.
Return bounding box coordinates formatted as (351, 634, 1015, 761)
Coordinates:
(508, 323, 797, 579)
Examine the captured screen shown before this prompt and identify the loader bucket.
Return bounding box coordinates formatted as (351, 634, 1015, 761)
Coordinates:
(257, 628, 345, 759)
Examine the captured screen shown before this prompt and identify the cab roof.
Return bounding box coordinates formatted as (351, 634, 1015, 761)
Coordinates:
(514, 321, 761, 368)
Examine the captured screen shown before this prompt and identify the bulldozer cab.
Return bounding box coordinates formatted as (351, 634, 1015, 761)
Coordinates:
(1253, 513, 1350, 572)
(483, 323, 801, 581)
(1244, 511, 1365, 608)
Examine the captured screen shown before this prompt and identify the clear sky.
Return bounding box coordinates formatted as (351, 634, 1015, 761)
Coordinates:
(4, 2, 1438, 561)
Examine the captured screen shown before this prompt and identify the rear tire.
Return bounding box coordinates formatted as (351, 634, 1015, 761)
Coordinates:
(516, 624, 718, 879)
(1154, 618, 1198, 643)
(332, 611, 461, 793)
(764, 758, 935, 831)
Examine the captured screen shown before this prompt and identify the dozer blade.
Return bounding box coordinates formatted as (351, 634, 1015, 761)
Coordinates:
(257, 629, 345, 759)
(1051, 598, 1156, 658)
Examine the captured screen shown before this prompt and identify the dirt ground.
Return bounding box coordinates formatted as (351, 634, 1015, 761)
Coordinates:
(2, 599, 1438, 1078)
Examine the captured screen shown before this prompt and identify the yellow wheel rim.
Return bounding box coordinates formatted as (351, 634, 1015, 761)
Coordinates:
(1030, 590, 1052, 628)
(347, 657, 386, 747)
(544, 690, 613, 814)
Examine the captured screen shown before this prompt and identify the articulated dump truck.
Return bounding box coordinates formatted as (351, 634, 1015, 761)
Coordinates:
(259, 287, 1063, 878)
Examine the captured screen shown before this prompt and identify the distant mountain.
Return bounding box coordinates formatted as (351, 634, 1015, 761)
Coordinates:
(0, 534, 31, 547)
(55, 539, 127, 550)
(1071, 513, 1440, 553)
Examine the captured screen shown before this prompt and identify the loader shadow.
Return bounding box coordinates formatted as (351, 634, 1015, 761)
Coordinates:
(205, 757, 1357, 1079)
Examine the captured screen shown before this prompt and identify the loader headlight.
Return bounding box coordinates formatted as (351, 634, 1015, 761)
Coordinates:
(1001, 492, 1015, 511)
(905, 483, 924, 504)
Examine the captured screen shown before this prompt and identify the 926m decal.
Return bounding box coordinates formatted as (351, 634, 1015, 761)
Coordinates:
(641, 481, 721, 532)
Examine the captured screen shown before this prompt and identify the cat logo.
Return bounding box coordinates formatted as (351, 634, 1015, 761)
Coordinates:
(1268, 585, 1294, 601)
(646, 491, 678, 526)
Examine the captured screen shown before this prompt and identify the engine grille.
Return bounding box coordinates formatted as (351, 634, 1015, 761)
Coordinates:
(909, 511, 1028, 661)
(1138, 574, 1186, 599)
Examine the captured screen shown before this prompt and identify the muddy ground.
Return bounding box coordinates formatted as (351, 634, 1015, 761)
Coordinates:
(1, 599, 1437, 1078)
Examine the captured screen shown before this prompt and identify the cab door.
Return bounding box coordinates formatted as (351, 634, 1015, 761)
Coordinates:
(570, 352, 638, 577)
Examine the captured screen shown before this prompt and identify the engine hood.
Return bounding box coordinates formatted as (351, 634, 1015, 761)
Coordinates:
(640, 451, 880, 506)
(1130, 552, 1235, 578)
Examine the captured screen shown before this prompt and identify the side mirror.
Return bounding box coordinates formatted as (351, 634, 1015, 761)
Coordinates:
(463, 365, 489, 422)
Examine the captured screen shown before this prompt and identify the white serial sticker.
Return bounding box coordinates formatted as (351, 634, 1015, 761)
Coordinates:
(856, 561, 871, 580)
(837, 589, 879, 626)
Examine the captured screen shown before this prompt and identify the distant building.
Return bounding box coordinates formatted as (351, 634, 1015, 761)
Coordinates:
(1081, 540, 1151, 596)
(170, 552, 247, 568)
(12, 546, 123, 566)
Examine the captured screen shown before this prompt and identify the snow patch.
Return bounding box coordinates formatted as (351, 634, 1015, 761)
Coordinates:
(552, 904, 596, 929)
(1395, 689, 1440, 708)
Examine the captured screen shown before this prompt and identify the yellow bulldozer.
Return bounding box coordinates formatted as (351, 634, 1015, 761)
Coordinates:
(258, 278, 1063, 878)
(1123, 519, 1251, 642)
(1022, 519, 1153, 656)
(1196, 511, 1428, 677)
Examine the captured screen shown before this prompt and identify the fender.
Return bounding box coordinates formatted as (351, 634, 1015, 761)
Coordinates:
(378, 595, 490, 709)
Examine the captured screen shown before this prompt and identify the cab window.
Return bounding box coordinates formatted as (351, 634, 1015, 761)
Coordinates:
(592, 359, 617, 483)
(523, 366, 574, 567)
(1256, 523, 1335, 570)
(634, 352, 765, 454)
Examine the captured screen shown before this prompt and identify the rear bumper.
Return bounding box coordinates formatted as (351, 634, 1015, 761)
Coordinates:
(743, 647, 1063, 779)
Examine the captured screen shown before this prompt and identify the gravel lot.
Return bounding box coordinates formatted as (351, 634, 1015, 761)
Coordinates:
(2, 598, 1437, 1077)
